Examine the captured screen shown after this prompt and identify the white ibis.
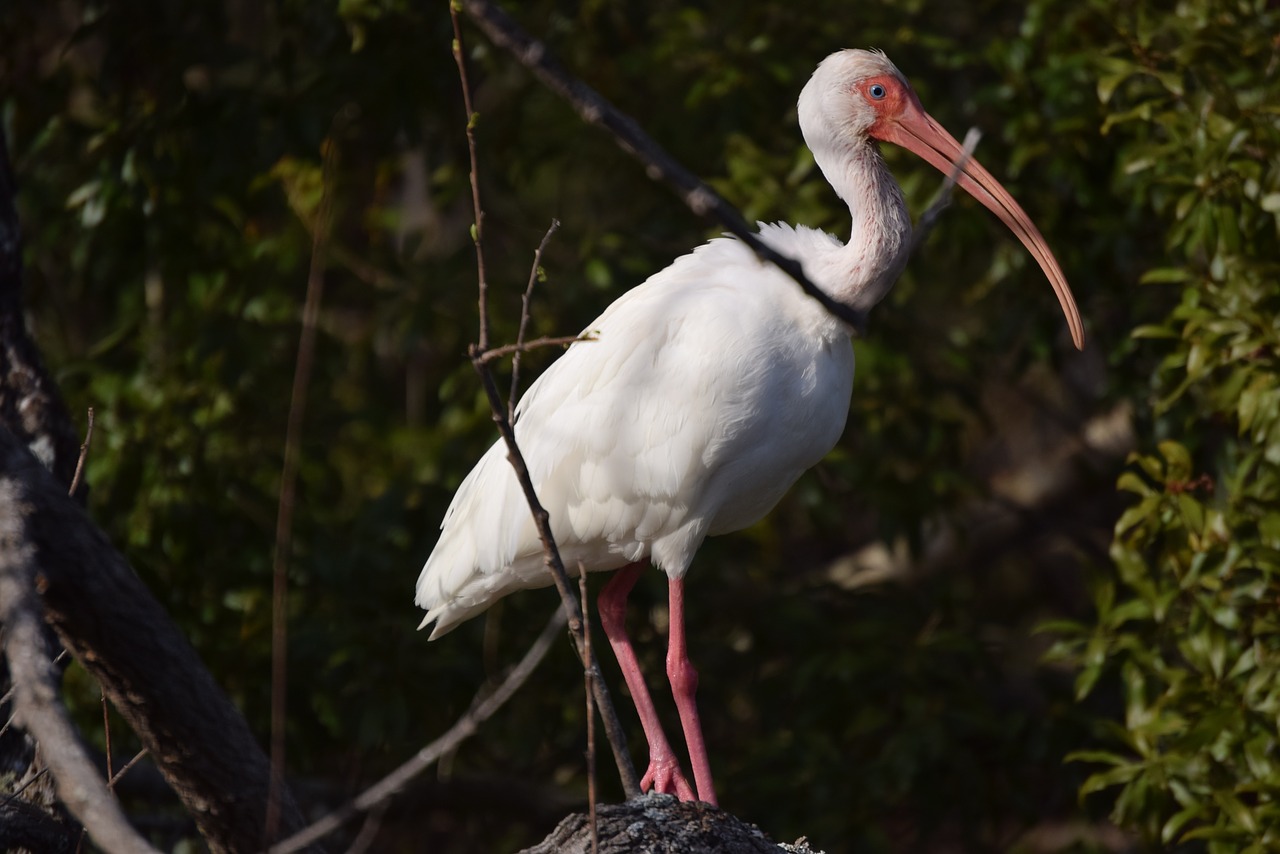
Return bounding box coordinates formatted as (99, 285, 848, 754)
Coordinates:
(416, 49, 1084, 806)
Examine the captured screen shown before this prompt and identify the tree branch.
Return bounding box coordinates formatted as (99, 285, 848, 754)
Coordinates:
(0, 471, 158, 854)
(0, 430, 319, 853)
(457, 0, 868, 336)
(509, 219, 561, 421)
(268, 111, 344, 845)
(909, 127, 981, 256)
(268, 607, 567, 854)
(451, 3, 641, 799)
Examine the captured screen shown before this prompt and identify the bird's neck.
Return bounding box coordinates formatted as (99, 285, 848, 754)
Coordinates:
(818, 142, 913, 314)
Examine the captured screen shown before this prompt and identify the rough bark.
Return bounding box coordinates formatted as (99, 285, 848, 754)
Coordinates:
(0, 116, 85, 854)
(0, 798, 78, 854)
(0, 486, 162, 853)
(0, 429, 320, 853)
(0, 121, 85, 500)
(518, 794, 825, 854)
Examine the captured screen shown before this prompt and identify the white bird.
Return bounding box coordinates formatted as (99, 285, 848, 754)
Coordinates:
(416, 49, 1084, 807)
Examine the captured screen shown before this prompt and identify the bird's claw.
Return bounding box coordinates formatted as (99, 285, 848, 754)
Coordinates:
(640, 757, 696, 802)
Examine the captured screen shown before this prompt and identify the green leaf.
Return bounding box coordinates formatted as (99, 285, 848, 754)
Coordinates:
(1139, 267, 1195, 284)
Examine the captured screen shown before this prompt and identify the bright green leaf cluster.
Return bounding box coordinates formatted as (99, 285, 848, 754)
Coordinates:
(1046, 0, 1280, 848)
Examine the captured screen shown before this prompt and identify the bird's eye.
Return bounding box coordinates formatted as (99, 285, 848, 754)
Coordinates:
(868, 83, 887, 100)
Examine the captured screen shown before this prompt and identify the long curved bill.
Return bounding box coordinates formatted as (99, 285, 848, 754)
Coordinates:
(874, 94, 1085, 350)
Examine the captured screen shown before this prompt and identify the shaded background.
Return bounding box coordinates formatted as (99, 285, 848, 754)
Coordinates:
(2, 0, 1277, 850)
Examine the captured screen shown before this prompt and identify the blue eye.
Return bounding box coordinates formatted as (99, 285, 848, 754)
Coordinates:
(869, 83, 887, 100)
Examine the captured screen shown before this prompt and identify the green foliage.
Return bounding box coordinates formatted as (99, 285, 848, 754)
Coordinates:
(4, 0, 1278, 849)
(1042, 0, 1280, 848)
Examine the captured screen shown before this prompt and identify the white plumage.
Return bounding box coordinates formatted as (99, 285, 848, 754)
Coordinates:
(417, 224, 857, 637)
(415, 49, 1083, 805)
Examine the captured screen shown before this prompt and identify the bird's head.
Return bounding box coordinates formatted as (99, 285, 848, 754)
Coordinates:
(799, 49, 1085, 350)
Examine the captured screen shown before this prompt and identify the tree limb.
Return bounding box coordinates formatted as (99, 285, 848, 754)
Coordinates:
(450, 4, 642, 799)
(0, 429, 320, 853)
(268, 607, 567, 854)
(0, 471, 158, 854)
(458, 0, 868, 336)
(518, 794, 826, 854)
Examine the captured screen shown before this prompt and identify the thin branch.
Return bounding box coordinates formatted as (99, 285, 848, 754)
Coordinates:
(910, 127, 982, 255)
(343, 802, 387, 854)
(509, 219, 560, 421)
(0, 648, 68, 742)
(450, 4, 641, 799)
(101, 694, 113, 782)
(0, 766, 48, 808)
(0, 480, 160, 854)
(107, 750, 147, 789)
(67, 407, 93, 498)
(451, 7, 491, 350)
(468, 361, 641, 797)
(579, 571, 598, 854)
(268, 607, 567, 854)
(267, 117, 343, 843)
(478, 333, 592, 367)
(458, 0, 868, 336)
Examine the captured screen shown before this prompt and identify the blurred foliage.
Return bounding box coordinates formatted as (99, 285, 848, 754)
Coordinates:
(0, 0, 1276, 850)
(1043, 0, 1280, 850)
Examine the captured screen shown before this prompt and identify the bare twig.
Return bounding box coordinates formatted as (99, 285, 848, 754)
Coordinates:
(450, 4, 641, 799)
(467, 363, 642, 797)
(0, 481, 160, 854)
(67, 407, 93, 498)
(478, 333, 593, 367)
(101, 694, 113, 781)
(0, 766, 47, 808)
(107, 750, 147, 789)
(268, 607, 567, 854)
(0, 649, 67, 742)
(452, 9, 491, 350)
(343, 801, 387, 854)
(458, 0, 868, 336)
(509, 219, 561, 421)
(910, 127, 982, 255)
(579, 571, 598, 854)
(267, 114, 344, 843)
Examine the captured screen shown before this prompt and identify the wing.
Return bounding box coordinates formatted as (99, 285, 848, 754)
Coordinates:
(417, 231, 854, 636)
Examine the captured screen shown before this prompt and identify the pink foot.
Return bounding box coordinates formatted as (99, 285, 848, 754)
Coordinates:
(640, 755, 696, 802)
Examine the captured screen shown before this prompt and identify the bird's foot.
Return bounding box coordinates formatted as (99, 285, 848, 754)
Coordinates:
(640, 756, 696, 802)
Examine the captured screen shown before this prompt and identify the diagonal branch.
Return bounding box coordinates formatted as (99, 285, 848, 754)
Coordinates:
(0, 430, 318, 853)
(509, 220, 561, 421)
(909, 127, 981, 255)
(267, 607, 567, 854)
(0, 469, 159, 854)
(458, 0, 869, 336)
(450, 2, 641, 799)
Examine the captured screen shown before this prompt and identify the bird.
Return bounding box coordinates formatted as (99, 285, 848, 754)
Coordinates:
(416, 48, 1084, 807)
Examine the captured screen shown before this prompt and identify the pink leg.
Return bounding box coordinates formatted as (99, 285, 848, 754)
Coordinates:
(666, 577, 718, 806)
(597, 562, 695, 801)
